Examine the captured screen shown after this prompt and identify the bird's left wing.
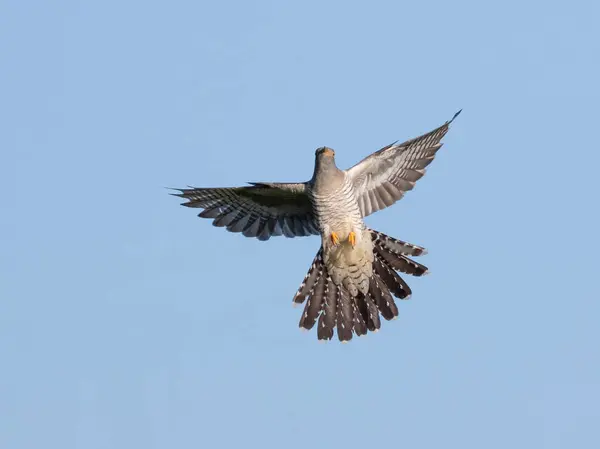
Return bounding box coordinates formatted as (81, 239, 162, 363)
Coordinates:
(346, 111, 460, 217)
(172, 182, 319, 240)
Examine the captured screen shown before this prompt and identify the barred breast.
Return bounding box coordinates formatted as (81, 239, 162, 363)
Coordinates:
(310, 174, 363, 240)
(310, 174, 373, 297)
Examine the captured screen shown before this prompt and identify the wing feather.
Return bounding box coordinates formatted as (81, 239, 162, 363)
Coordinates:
(172, 182, 318, 240)
(346, 111, 460, 217)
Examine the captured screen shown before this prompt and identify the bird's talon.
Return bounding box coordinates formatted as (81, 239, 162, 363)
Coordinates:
(349, 231, 356, 248)
(330, 232, 340, 246)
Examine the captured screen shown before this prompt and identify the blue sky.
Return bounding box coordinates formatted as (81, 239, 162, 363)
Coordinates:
(2, 1, 600, 448)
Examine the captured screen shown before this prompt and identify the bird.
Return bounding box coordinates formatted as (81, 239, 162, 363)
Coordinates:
(172, 111, 460, 342)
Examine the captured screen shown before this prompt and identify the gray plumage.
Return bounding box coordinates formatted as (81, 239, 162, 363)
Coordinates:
(173, 111, 460, 341)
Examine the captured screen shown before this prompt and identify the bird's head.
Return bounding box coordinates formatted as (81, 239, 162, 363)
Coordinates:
(316, 146, 335, 158)
(312, 146, 340, 183)
(315, 146, 337, 167)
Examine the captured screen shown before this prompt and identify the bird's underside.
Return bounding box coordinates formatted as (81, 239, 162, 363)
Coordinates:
(173, 111, 460, 341)
(292, 229, 428, 341)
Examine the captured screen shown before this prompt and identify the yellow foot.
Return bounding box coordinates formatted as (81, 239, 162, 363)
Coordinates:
(348, 231, 356, 248)
(330, 232, 340, 246)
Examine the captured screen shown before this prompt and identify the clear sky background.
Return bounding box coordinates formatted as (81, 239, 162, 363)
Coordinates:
(2, 1, 600, 448)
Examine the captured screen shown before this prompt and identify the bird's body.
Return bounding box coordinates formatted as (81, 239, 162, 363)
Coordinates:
(310, 162, 372, 297)
(173, 111, 460, 341)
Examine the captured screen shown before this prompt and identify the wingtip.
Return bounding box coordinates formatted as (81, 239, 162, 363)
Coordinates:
(247, 182, 269, 188)
(166, 187, 186, 198)
(166, 185, 200, 197)
(449, 109, 462, 123)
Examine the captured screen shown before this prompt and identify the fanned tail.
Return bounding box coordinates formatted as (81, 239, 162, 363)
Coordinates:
(294, 228, 429, 342)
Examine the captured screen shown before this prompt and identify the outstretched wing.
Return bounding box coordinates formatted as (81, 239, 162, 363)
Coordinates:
(172, 182, 319, 240)
(346, 111, 461, 217)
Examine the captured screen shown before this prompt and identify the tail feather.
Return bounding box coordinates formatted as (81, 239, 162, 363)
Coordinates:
(352, 298, 368, 336)
(374, 238, 429, 277)
(317, 276, 337, 340)
(355, 295, 371, 330)
(369, 275, 399, 320)
(378, 249, 428, 276)
(368, 275, 388, 319)
(364, 291, 381, 332)
(336, 288, 354, 342)
(293, 248, 324, 304)
(298, 267, 326, 330)
(370, 229, 428, 256)
(394, 256, 428, 277)
(373, 253, 412, 299)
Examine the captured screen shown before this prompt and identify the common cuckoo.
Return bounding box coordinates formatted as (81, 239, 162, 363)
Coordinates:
(173, 111, 460, 341)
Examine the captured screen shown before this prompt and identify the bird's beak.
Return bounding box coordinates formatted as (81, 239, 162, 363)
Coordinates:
(322, 148, 335, 157)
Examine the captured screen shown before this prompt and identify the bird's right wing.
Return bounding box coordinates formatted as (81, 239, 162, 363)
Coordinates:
(172, 182, 319, 241)
(346, 111, 460, 217)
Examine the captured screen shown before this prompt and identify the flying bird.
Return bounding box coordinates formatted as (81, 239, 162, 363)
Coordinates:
(172, 111, 460, 341)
